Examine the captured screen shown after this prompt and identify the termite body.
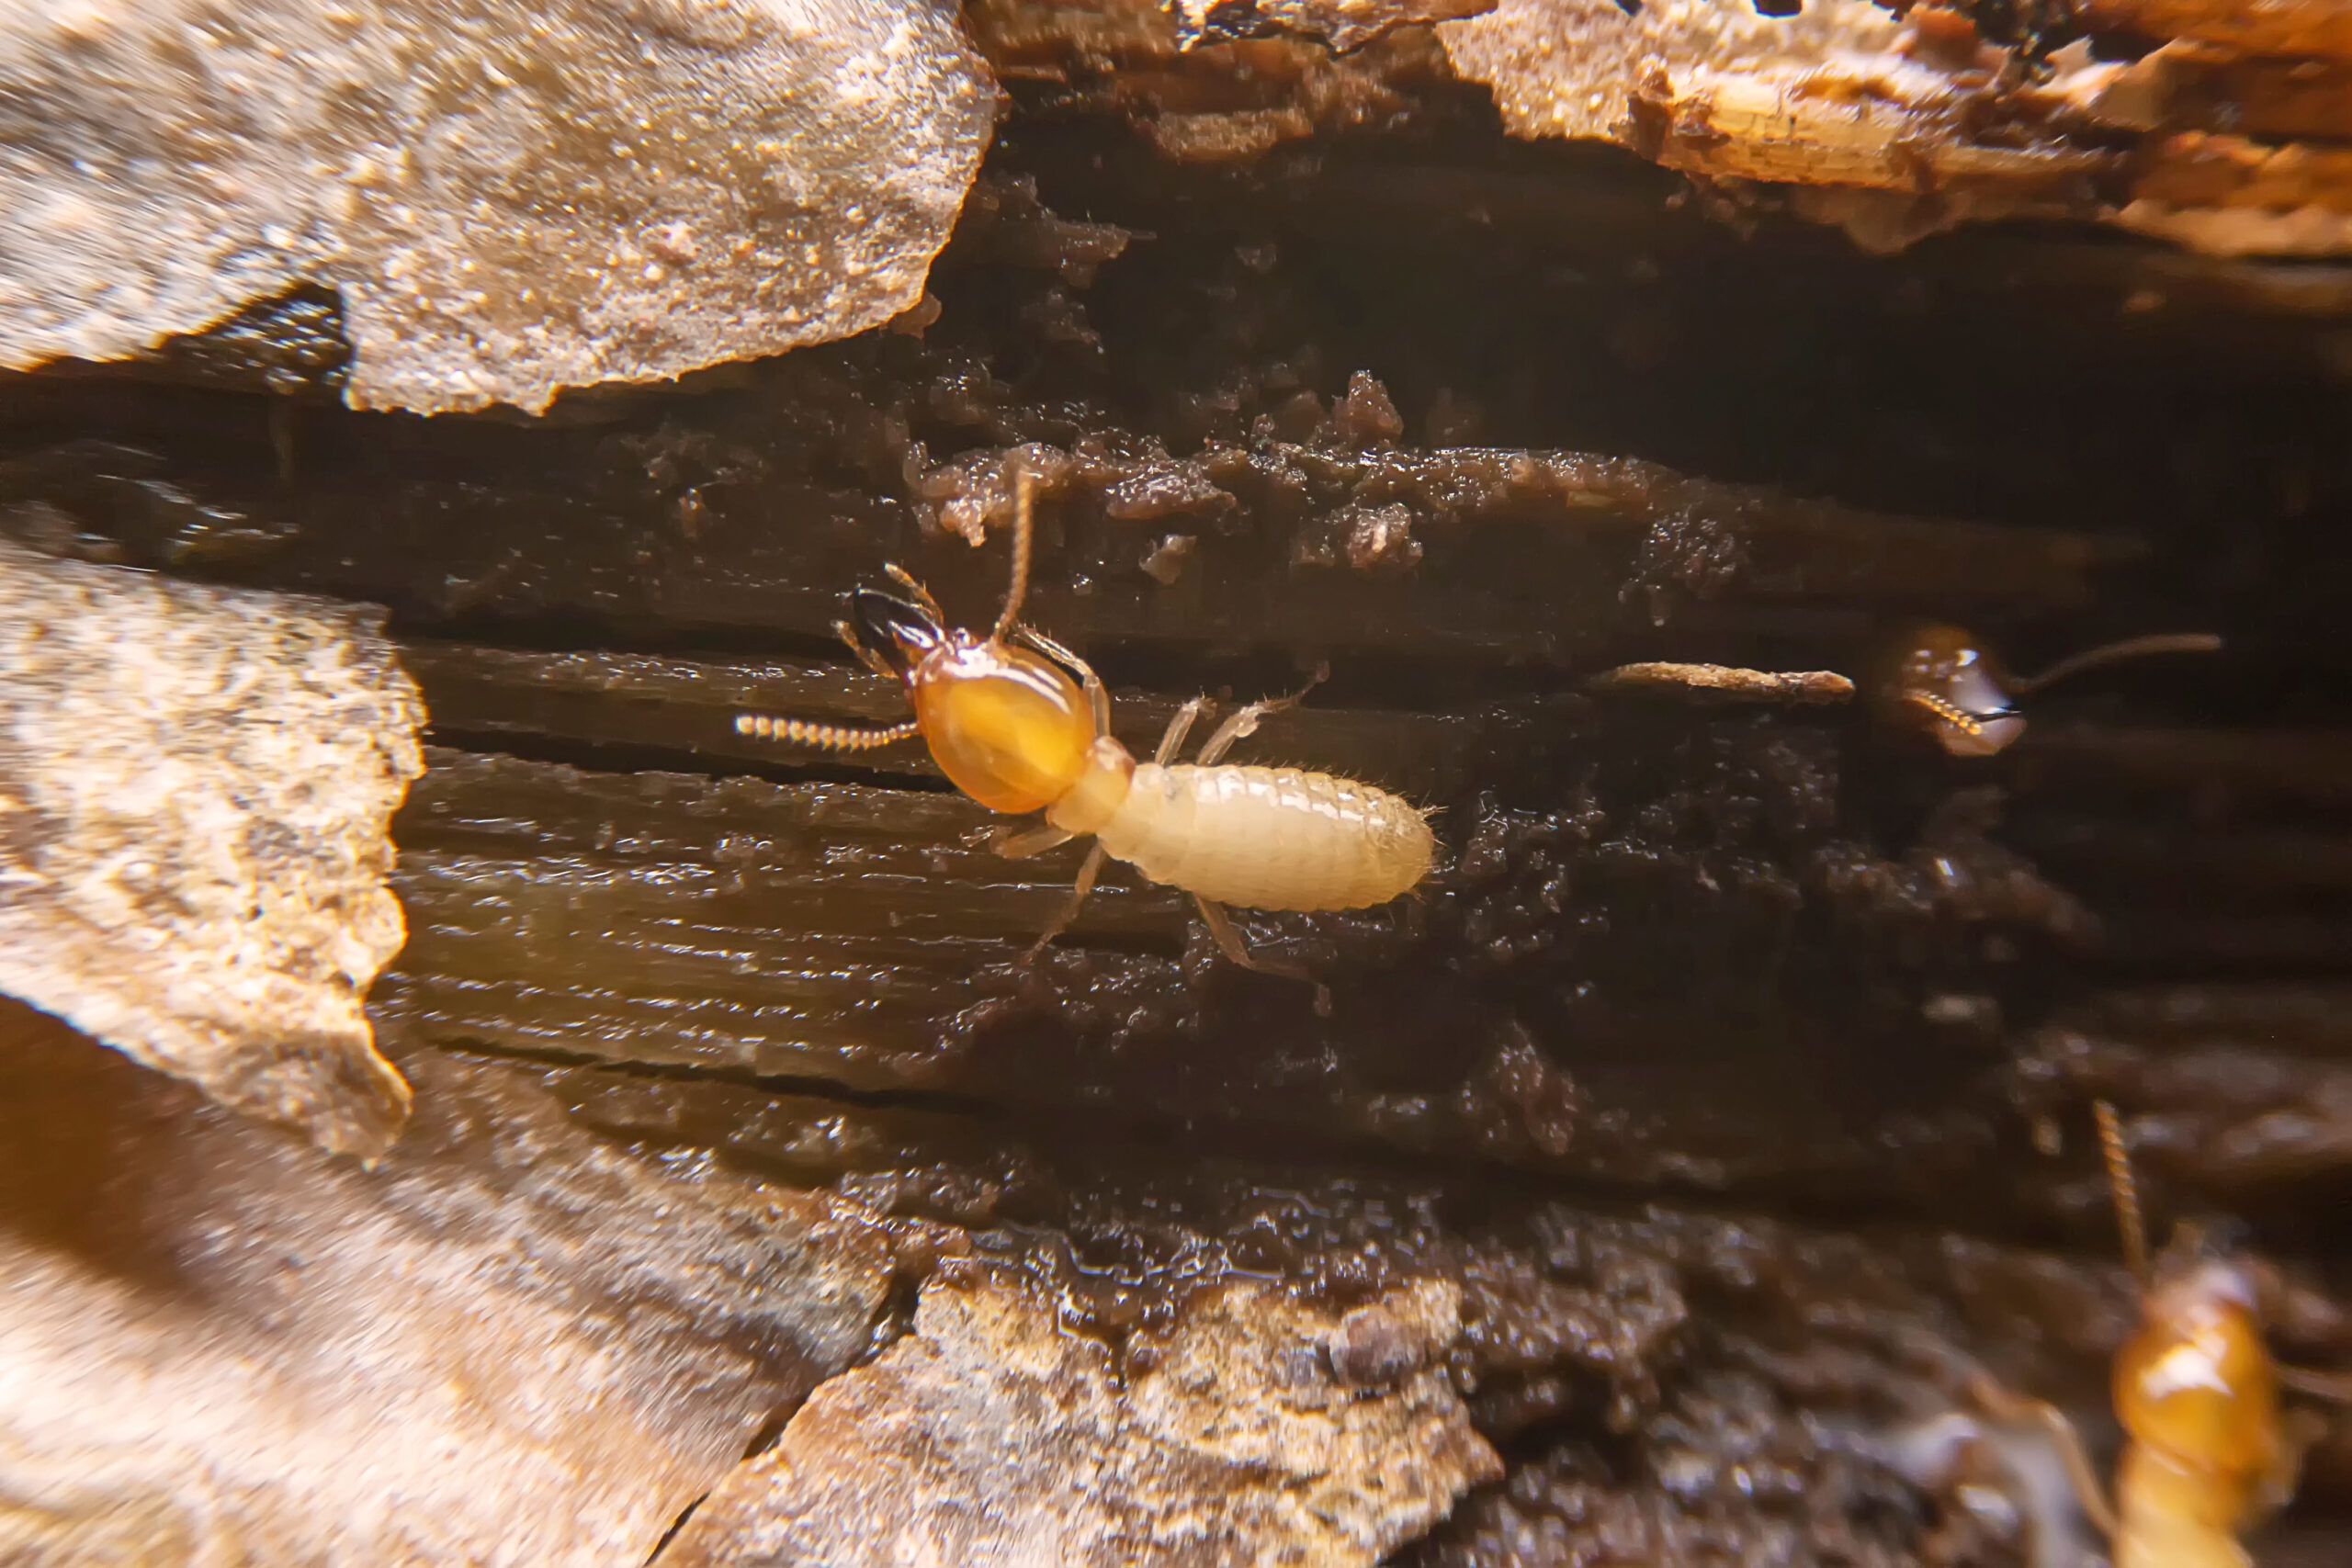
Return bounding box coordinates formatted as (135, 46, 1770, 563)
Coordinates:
(2105, 1251, 2296, 1568)
(734, 471, 1434, 999)
(1871, 624, 2223, 758)
(1973, 1103, 2332, 1568)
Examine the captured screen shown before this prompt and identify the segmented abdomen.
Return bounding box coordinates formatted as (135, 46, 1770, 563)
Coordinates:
(1095, 763, 1433, 911)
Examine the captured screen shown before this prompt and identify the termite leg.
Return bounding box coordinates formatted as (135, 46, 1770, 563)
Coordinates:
(1017, 626, 1110, 737)
(2263, 1408, 2332, 1517)
(882, 562, 946, 623)
(1023, 842, 1106, 964)
(1155, 698, 1208, 765)
(1195, 663, 1329, 766)
(993, 823, 1075, 861)
(1195, 896, 1333, 1018)
(1966, 1375, 2120, 1539)
(837, 618, 898, 681)
(2279, 1365, 2352, 1403)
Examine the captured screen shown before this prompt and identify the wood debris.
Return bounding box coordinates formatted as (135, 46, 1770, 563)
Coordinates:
(0, 0, 995, 412)
(1587, 660, 1857, 704)
(0, 542, 422, 1157)
(1166, 0, 1494, 52)
(0, 1010, 900, 1565)
(666, 1274, 1498, 1567)
(975, 0, 2352, 256)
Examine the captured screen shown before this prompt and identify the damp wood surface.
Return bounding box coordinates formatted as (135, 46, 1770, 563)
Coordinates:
(6, 22, 2352, 1568)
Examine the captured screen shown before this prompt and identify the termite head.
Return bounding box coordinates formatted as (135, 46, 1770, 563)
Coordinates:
(912, 638, 1095, 814)
(1873, 623, 2027, 758)
(842, 587, 1094, 815)
(1873, 624, 2224, 760)
(763, 472, 1104, 812)
(2114, 1253, 2281, 1485)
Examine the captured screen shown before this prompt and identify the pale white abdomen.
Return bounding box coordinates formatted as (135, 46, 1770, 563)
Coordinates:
(2116, 1517, 2249, 1568)
(1093, 762, 1433, 911)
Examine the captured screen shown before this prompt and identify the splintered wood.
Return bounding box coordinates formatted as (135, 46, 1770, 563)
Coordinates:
(1441, 0, 2352, 256)
(979, 0, 2352, 258)
(1587, 662, 1856, 705)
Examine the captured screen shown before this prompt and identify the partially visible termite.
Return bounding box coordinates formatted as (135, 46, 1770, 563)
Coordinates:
(1973, 1101, 2343, 1568)
(732, 469, 1435, 1007)
(1872, 625, 2223, 758)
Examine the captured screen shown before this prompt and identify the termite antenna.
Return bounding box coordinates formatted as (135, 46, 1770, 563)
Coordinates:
(2094, 1099, 2152, 1291)
(992, 464, 1036, 645)
(2013, 633, 2223, 696)
(735, 714, 922, 751)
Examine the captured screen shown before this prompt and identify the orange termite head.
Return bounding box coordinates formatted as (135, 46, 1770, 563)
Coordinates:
(1873, 622, 2027, 758)
(843, 586, 1095, 816)
(2114, 1253, 2282, 1488)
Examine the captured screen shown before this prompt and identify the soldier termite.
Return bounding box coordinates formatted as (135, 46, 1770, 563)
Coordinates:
(1871, 624, 2223, 758)
(732, 470, 1436, 1010)
(1970, 1101, 2346, 1568)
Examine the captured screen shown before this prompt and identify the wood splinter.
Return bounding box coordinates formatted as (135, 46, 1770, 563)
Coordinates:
(1586, 661, 1857, 705)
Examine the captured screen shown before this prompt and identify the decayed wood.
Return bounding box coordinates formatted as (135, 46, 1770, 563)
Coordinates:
(2092, 44, 2352, 144)
(6, 33, 2351, 1559)
(664, 1276, 1500, 1566)
(0, 0, 995, 412)
(12, 995, 2248, 1568)
(978, 0, 2352, 260)
(0, 1004, 901, 1566)
(2083, 0, 2352, 62)
(0, 423, 2125, 669)
(400, 639, 1528, 800)
(539, 1061, 2224, 1568)
(2017, 723, 2352, 808)
(377, 656, 2352, 1234)
(968, 0, 1460, 163)
(1644, 76, 2113, 197)
(1165, 0, 1494, 53)
(0, 541, 423, 1156)
(2124, 134, 2352, 258)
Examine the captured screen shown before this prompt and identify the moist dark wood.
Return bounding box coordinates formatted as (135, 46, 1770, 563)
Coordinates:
(6, 102, 2352, 1568)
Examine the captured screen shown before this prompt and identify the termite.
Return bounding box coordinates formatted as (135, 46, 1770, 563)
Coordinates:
(1972, 1100, 2343, 1568)
(1871, 624, 2223, 758)
(731, 469, 1435, 1007)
